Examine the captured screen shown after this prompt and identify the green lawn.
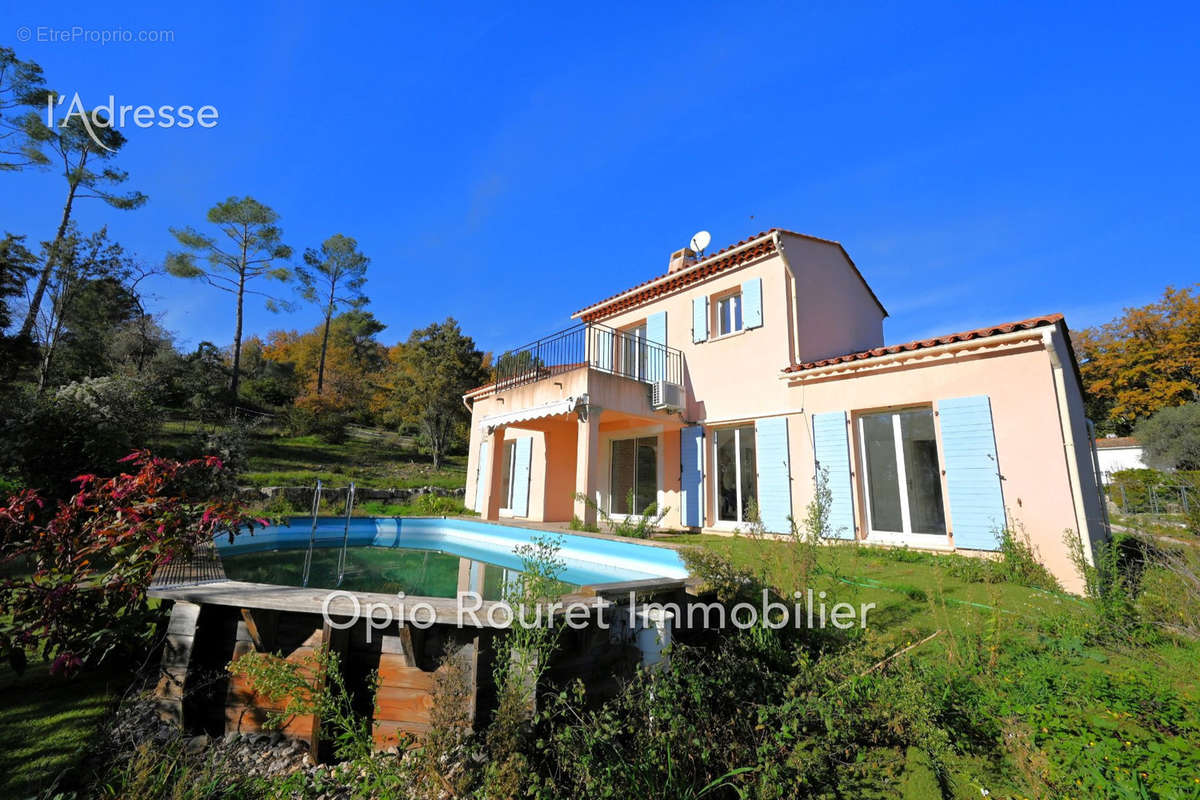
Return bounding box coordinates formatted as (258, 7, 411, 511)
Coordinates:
(660, 533, 1200, 797)
(153, 420, 468, 491)
(0, 661, 128, 798)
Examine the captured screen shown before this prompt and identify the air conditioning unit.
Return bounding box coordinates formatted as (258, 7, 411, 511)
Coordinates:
(651, 380, 684, 412)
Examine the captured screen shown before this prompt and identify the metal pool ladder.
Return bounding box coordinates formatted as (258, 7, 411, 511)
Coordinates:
(301, 479, 323, 588)
(335, 482, 356, 587)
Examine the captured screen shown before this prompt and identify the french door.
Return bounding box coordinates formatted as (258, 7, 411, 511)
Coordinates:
(857, 408, 947, 544)
(715, 425, 757, 525)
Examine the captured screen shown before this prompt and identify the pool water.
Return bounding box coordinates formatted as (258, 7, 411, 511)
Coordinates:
(215, 517, 688, 596)
(221, 545, 574, 599)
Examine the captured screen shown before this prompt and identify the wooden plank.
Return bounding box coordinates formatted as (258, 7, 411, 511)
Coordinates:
(374, 687, 434, 720)
(224, 706, 316, 738)
(166, 601, 202, 634)
(240, 609, 265, 649)
(149, 580, 509, 626)
(376, 661, 435, 691)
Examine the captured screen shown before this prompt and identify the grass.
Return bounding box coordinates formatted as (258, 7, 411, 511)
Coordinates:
(0, 661, 128, 798)
(662, 532, 1200, 797)
(153, 420, 468, 491)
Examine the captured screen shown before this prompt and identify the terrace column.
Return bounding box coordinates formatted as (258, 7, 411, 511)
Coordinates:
(573, 403, 602, 527)
(481, 425, 506, 521)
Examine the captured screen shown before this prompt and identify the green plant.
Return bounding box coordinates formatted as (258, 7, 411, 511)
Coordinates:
(228, 644, 375, 762)
(574, 490, 669, 539)
(412, 492, 467, 516)
(484, 534, 567, 797)
(0, 451, 260, 675)
(568, 514, 599, 533)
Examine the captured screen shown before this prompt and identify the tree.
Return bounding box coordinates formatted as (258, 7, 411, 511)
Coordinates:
(30, 226, 141, 390)
(17, 108, 147, 339)
(0, 234, 37, 380)
(389, 319, 488, 470)
(296, 234, 369, 395)
(165, 197, 292, 404)
(0, 47, 52, 171)
(1074, 285, 1200, 434)
(1134, 403, 1200, 471)
(265, 310, 389, 418)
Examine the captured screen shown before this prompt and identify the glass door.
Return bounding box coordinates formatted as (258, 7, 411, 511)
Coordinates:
(715, 425, 757, 524)
(858, 409, 947, 544)
(621, 324, 648, 380)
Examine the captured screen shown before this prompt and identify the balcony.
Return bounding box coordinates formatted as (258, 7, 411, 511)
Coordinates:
(493, 322, 684, 393)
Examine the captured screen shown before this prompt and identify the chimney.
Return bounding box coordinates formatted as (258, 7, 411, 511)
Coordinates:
(668, 247, 697, 273)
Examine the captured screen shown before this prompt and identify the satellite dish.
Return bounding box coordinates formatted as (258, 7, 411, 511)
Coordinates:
(690, 230, 711, 253)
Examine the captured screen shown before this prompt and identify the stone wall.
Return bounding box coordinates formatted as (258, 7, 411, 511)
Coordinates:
(235, 485, 466, 506)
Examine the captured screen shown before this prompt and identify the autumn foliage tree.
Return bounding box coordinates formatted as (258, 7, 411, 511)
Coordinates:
(1074, 285, 1200, 434)
(0, 451, 261, 676)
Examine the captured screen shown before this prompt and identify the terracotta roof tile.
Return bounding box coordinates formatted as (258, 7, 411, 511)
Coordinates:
(1095, 436, 1141, 449)
(571, 228, 887, 322)
(783, 314, 1064, 373)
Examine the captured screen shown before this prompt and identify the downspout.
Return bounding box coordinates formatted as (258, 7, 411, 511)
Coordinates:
(771, 230, 803, 367)
(1086, 419, 1112, 533)
(1041, 326, 1096, 566)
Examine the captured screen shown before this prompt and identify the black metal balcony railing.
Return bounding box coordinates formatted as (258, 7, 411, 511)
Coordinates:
(493, 322, 683, 392)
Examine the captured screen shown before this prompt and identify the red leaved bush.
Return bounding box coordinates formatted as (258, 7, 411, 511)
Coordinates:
(0, 450, 262, 676)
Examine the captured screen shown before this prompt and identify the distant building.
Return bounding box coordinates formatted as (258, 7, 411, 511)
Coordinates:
(1094, 437, 1148, 484)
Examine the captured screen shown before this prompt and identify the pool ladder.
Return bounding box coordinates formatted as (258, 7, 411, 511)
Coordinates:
(335, 482, 356, 587)
(300, 479, 323, 588)
(300, 480, 357, 589)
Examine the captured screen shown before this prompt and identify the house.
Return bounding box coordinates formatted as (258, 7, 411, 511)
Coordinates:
(462, 229, 1108, 592)
(1094, 436, 1148, 484)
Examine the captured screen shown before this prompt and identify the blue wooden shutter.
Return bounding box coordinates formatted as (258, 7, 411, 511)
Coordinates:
(692, 296, 708, 343)
(594, 327, 613, 371)
(812, 411, 855, 539)
(938, 395, 1006, 550)
(473, 441, 489, 513)
(646, 311, 667, 381)
(754, 417, 792, 533)
(680, 425, 704, 527)
(742, 278, 763, 329)
(511, 437, 532, 517)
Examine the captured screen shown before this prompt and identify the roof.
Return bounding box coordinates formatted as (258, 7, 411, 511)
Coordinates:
(1095, 437, 1141, 449)
(571, 228, 887, 322)
(782, 314, 1064, 373)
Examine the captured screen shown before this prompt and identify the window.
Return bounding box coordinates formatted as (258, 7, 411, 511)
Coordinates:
(858, 408, 946, 540)
(715, 425, 756, 523)
(717, 293, 743, 336)
(498, 440, 517, 511)
(610, 436, 658, 514)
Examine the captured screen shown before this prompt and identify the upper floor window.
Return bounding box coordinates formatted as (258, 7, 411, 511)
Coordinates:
(717, 292, 743, 336)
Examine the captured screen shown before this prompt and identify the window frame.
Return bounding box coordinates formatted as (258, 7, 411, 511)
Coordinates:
(608, 434, 660, 517)
(712, 424, 757, 529)
(855, 406, 951, 549)
(713, 290, 744, 338)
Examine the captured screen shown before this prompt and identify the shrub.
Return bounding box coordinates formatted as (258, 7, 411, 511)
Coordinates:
(0, 376, 160, 495)
(0, 451, 261, 675)
(1134, 402, 1200, 471)
(413, 492, 467, 516)
(286, 392, 352, 443)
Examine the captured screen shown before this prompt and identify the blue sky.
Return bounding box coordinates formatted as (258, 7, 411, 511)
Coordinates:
(4, 2, 1198, 357)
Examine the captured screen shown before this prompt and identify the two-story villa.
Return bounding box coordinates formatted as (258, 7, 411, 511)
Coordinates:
(462, 229, 1107, 592)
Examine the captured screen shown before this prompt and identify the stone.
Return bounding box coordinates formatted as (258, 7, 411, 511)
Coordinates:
(183, 734, 210, 754)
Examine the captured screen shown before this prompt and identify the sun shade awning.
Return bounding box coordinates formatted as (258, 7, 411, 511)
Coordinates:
(479, 395, 583, 432)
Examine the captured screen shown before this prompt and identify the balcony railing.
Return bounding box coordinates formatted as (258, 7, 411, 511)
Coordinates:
(493, 322, 684, 392)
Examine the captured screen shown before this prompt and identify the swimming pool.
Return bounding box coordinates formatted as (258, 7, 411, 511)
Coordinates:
(216, 517, 689, 598)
